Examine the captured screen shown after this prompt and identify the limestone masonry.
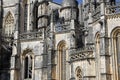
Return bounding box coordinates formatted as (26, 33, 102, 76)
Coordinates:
(0, 0, 120, 80)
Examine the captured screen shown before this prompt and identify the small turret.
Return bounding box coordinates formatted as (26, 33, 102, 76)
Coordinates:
(60, 0, 78, 21)
(62, 0, 77, 7)
(37, 0, 52, 29)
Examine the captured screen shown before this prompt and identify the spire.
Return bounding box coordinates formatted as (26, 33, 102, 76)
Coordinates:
(62, 0, 78, 7)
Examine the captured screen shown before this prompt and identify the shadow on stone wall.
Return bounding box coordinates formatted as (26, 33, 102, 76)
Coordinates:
(0, 45, 12, 80)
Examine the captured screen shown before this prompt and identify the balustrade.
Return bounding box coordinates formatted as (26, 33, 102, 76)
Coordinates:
(106, 2, 120, 15)
(70, 47, 94, 61)
(19, 31, 43, 40)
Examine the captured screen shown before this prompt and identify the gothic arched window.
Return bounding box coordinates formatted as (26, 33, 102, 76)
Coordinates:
(116, 33, 120, 79)
(95, 32, 100, 80)
(24, 55, 32, 79)
(22, 48, 33, 80)
(76, 67, 82, 80)
(96, 33, 100, 56)
(57, 41, 66, 80)
(4, 12, 14, 36)
(112, 28, 120, 80)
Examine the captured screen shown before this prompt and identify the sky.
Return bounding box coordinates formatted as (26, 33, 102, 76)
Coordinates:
(53, 0, 82, 4)
(53, 0, 120, 4)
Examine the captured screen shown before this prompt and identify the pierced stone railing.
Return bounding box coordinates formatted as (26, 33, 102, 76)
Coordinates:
(1, 34, 13, 44)
(106, 2, 120, 15)
(19, 31, 43, 41)
(70, 47, 94, 61)
(55, 22, 70, 32)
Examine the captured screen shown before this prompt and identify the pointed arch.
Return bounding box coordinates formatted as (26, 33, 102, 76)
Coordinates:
(57, 40, 66, 80)
(95, 32, 101, 80)
(4, 11, 14, 36)
(111, 27, 120, 80)
(21, 48, 34, 80)
(4, 11, 14, 22)
(57, 40, 66, 50)
(22, 48, 33, 57)
(75, 66, 83, 80)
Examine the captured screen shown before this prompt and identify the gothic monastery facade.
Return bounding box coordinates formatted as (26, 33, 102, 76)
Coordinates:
(0, 0, 120, 80)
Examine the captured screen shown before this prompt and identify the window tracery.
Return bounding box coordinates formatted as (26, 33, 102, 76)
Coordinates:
(57, 41, 66, 80)
(4, 12, 14, 36)
(22, 48, 33, 80)
(76, 67, 82, 80)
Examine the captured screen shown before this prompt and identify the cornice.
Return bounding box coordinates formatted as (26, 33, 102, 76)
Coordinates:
(106, 14, 120, 19)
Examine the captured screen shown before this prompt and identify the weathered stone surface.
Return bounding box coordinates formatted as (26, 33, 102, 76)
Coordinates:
(1, 0, 120, 80)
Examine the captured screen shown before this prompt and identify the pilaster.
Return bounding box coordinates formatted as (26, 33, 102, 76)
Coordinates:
(10, 1, 21, 80)
(47, 14, 55, 80)
(70, 62, 75, 80)
(41, 28, 48, 80)
(99, 19, 111, 80)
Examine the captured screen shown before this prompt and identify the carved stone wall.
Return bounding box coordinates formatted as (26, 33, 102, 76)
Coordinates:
(1, 0, 120, 80)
